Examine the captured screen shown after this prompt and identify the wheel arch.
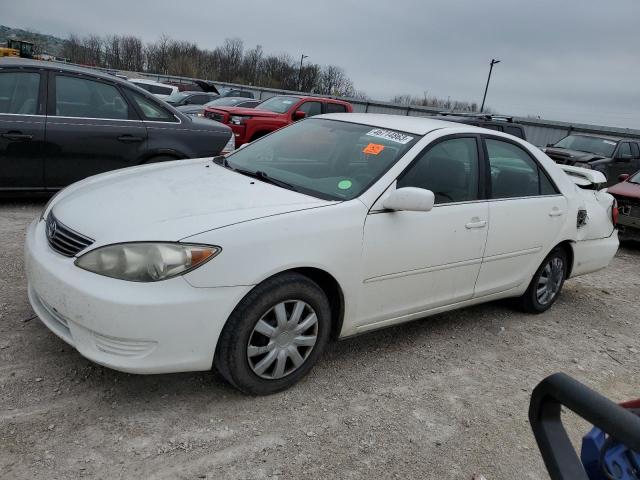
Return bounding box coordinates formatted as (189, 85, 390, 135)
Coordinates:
(288, 267, 345, 341)
(138, 149, 186, 164)
(235, 267, 345, 342)
(554, 240, 575, 277)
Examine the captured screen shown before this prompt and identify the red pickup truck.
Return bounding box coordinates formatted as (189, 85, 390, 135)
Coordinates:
(203, 95, 353, 146)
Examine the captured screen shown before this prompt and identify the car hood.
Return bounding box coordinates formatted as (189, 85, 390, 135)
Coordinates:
(608, 180, 640, 199)
(545, 147, 607, 162)
(50, 159, 333, 246)
(207, 106, 280, 117)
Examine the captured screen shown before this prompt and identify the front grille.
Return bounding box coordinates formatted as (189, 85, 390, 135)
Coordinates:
(46, 213, 94, 257)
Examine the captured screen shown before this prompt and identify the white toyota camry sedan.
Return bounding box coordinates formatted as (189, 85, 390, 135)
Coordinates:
(25, 114, 619, 394)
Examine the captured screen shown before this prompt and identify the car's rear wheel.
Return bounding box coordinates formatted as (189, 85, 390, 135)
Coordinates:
(517, 247, 568, 313)
(215, 272, 331, 395)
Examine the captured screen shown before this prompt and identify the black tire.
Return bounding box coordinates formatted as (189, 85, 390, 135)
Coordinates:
(516, 247, 568, 313)
(214, 272, 331, 395)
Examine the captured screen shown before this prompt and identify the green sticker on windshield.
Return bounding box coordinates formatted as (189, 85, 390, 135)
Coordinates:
(338, 179, 353, 190)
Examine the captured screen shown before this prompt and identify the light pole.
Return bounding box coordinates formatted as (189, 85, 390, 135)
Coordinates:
(480, 58, 500, 113)
(298, 54, 309, 91)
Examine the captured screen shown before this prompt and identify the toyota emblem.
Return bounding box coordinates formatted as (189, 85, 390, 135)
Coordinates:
(47, 217, 57, 239)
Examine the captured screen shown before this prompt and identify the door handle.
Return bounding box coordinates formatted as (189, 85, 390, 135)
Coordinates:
(465, 220, 487, 229)
(117, 135, 143, 143)
(1, 132, 33, 141)
(548, 208, 564, 217)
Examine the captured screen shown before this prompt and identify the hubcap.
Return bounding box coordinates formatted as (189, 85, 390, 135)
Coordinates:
(247, 300, 318, 380)
(536, 257, 564, 306)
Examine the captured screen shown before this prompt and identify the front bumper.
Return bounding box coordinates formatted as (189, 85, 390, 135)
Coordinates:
(25, 218, 252, 374)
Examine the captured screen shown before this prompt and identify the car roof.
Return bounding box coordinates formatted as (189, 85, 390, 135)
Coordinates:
(0, 58, 135, 87)
(318, 113, 482, 135)
(129, 78, 170, 86)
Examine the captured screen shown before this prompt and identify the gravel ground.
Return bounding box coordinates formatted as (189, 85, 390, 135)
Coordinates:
(1, 200, 639, 480)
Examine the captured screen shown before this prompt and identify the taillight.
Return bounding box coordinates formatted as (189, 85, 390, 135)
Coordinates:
(612, 199, 619, 226)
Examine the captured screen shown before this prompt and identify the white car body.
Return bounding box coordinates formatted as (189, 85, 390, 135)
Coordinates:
(128, 78, 179, 99)
(25, 114, 618, 377)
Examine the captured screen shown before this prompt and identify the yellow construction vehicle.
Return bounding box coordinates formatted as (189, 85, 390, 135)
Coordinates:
(0, 39, 35, 58)
(0, 46, 19, 57)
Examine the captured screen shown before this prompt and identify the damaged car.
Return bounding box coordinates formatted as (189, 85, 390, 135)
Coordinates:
(25, 114, 619, 394)
(543, 134, 640, 186)
(608, 170, 640, 242)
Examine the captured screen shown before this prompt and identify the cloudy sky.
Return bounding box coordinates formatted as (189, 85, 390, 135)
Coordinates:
(5, 0, 640, 128)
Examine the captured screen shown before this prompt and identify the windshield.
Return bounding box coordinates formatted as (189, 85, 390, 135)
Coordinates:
(256, 96, 300, 114)
(164, 92, 189, 103)
(629, 171, 640, 184)
(205, 97, 249, 107)
(553, 135, 617, 157)
(225, 118, 420, 200)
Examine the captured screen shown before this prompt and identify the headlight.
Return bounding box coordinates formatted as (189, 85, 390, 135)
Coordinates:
(230, 115, 251, 125)
(75, 243, 221, 282)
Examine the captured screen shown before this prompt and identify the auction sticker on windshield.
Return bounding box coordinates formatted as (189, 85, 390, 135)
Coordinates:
(366, 128, 414, 145)
(363, 143, 385, 155)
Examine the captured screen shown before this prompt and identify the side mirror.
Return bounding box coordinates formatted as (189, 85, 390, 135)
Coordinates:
(382, 187, 435, 212)
(293, 110, 306, 121)
(546, 143, 555, 148)
(619, 173, 630, 182)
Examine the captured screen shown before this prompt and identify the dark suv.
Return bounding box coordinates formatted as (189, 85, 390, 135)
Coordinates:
(0, 59, 232, 194)
(433, 112, 527, 140)
(543, 134, 640, 186)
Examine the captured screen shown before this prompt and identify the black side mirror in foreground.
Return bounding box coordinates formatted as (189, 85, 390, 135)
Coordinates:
(529, 372, 640, 480)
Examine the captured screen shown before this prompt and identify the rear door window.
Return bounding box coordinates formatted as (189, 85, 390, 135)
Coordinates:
(297, 101, 322, 118)
(0, 71, 40, 114)
(631, 143, 640, 159)
(486, 138, 558, 198)
(55, 75, 129, 119)
(326, 103, 348, 114)
(618, 142, 632, 158)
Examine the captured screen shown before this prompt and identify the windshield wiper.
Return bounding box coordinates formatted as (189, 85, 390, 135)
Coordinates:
(232, 167, 300, 192)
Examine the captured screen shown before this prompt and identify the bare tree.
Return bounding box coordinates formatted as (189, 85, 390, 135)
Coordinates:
(59, 32, 362, 98)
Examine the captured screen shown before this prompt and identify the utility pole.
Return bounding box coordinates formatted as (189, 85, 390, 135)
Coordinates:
(480, 58, 500, 113)
(298, 54, 308, 91)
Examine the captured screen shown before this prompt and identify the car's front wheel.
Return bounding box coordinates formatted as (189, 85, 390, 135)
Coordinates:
(215, 273, 331, 395)
(517, 247, 568, 313)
